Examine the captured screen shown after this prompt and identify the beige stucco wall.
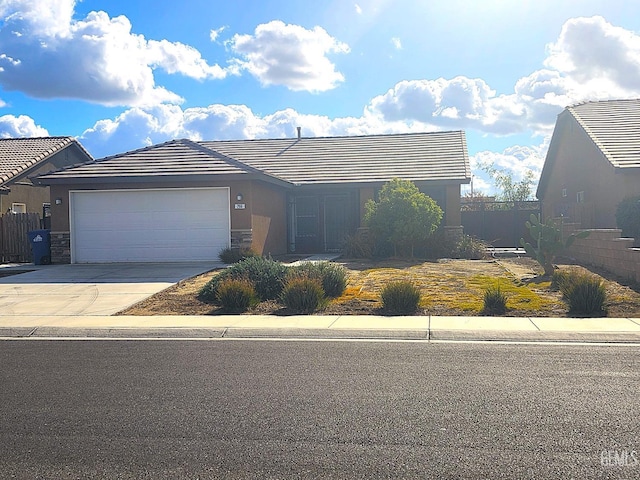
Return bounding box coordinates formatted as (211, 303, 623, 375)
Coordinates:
(0, 183, 49, 215)
(541, 114, 640, 228)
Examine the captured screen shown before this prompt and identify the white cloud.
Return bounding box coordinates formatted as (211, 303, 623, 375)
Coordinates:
(0, 114, 49, 137)
(227, 20, 350, 92)
(0, 1, 228, 106)
(545, 16, 640, 96)
(366, 76, 528, 134)
(209, 26, 226, 42)
(366, 16, 640, 138)
(391, 37, 402, 50)
(79, 102, 422, 158)
(355, 4, 363, 15)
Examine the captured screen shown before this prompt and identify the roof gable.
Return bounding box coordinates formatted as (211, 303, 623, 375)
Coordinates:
(0, 136, 92, 186)
(537, 99, 640, 199)
(568, 99, 640, 169)
(38, 139, 255, 182)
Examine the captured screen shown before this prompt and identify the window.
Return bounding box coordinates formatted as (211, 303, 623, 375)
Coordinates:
(561, 188, 567, 198)
(576, 191, 585, 204)
(11, 203, 26, 214)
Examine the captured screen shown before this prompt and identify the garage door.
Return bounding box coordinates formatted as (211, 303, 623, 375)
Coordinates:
(70, 188, 230, 263)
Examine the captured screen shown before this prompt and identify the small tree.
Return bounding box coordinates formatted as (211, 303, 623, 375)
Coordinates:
(480, 163, 535, 202)
(364, 178, 443, 257)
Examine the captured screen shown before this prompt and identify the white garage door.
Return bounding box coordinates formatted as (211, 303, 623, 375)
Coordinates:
(70, 188, 230, 263)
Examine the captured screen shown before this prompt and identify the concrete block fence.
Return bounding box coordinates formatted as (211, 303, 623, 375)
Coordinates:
(562, 223, 640, 282)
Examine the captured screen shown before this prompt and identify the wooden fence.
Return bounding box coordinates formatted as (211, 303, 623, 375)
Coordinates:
(0, 213, 41, 263)
(461, 201, 540, 248)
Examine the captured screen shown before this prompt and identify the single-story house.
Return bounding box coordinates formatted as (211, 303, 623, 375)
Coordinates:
(0, 137, 93, 220)
(37, 131, 471, 263)
(537, 99, 640, 228)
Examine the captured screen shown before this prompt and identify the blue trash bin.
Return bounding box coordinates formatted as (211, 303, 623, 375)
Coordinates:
(28, 229, 51, 265)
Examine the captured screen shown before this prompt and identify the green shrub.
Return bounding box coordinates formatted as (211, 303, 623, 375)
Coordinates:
(289, 261, 347, 298)
(557, 269, 607, 315)
(199, 256, 288, 303)
(381, 280, 421, 314)
(616, 196, 640, 245)
(218, 247, 258, 264)
(281, 277, 328, 313)
(482, 286, 507, 315)
(216, 278, 259, 312)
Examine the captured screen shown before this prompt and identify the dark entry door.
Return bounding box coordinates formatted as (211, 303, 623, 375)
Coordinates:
(294, 196, 320, 253)
(324, 195, 350, 252)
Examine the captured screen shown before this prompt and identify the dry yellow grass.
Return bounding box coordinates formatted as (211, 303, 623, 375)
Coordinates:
(118, 257, 640, 317)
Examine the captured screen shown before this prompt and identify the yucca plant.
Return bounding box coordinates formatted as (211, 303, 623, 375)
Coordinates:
(557, 269, 607, 315)
(482, 286, 507, 315)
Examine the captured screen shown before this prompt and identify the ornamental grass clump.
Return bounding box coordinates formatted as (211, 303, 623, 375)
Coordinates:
(199, 256, 288, 303)
(381, 280, 421, 314)
(215, 278, 259, 313)
(281, 277, 328, 313)
(482, 286, 507, 315)
(289, 261, 347, 298)
(556, 269, 607, 316)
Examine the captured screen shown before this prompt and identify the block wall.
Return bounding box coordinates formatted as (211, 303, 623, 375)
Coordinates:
(562, 223, 640, 282)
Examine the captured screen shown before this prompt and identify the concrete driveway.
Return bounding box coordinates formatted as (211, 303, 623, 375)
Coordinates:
(0, 263, 221, 317)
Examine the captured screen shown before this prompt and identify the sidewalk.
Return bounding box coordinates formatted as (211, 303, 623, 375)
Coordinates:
(2, 314, 640, 342)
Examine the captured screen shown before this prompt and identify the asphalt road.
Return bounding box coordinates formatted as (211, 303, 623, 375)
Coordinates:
(0, 340, 638, 479)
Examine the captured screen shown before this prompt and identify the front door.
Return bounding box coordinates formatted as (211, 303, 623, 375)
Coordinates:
(290, 193, 357, 253)
(293, 196, 320, 253)
(324, 195, 351, 252)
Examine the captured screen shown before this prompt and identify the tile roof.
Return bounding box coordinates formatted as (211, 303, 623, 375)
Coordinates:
(39, 131, 471, 186)
(200, 131, 470, 184)
(39, 139, 251, 181)
(0, 136, 92, 186)
(568, 99, 640, 169)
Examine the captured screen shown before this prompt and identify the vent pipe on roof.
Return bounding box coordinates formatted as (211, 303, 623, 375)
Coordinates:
(297, 126, 301, 139)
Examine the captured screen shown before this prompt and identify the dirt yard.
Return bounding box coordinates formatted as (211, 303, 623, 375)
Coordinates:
(117, 256, 640, 317)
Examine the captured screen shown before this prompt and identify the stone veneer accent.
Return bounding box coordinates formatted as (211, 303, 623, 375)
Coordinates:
(50, 231, 71, 264)
(562, 222, 640, 282)
(231, 229, 253, 250)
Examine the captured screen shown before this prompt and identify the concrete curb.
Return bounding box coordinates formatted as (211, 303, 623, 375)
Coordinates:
(2, 326, 640, 343)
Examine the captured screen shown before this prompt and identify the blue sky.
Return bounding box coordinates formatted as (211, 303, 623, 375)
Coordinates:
(2, 1, 640, 195)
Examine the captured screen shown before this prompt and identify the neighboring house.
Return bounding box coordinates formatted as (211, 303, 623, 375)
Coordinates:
(37, 131, 470, 264)
(537, 99, 640, 228)
(0, 137, 93, 220)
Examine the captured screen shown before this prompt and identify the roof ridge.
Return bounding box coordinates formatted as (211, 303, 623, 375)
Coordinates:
(200, 130, 464, 144)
